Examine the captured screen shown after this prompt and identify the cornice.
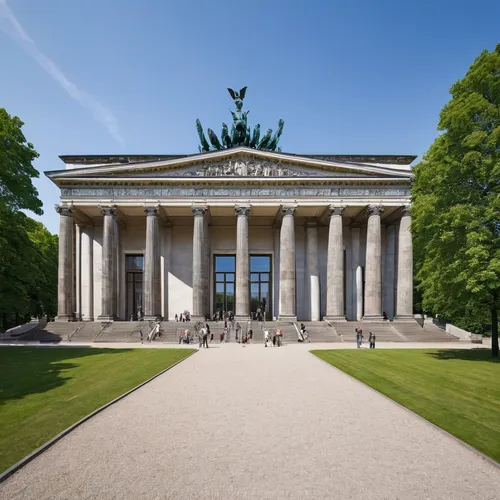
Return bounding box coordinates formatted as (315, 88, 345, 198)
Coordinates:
(46, 147, 414, 181)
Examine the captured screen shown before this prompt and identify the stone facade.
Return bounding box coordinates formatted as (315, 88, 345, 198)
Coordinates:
(48, 147, 415, 322)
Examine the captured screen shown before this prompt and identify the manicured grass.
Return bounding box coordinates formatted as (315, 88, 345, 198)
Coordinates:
(312, 349, 500, 462)
(0, 347, 194, 473)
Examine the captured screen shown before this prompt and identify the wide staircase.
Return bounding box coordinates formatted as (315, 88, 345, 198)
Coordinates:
(391, 321, 458, 342)
(333, 322, 405, 342)
(5, 318, 459, 345)
(333, 321, 459, 342)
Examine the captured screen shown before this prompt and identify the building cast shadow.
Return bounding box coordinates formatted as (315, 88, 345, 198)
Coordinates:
(426, 348, 499, 363)
(0, 347, 131, 406)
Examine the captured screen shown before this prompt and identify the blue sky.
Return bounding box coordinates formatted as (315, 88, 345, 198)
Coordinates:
(1, 0, 499, 233)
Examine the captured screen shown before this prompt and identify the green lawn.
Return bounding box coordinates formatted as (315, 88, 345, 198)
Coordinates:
(312, 349, 500, 463)
(0, 347, 194, 473)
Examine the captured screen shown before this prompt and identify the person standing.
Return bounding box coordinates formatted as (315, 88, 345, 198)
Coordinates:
(369, 332, 376, 349)
(264, 329, 269, 347)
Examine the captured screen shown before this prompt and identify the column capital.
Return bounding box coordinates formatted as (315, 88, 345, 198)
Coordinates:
(99, 205, 117, 217)
(400, 205, 411, 217)
(367, 204, 384, 217)
(305, 218, 317, 228)
(55, 205, 73, 217)
(328, 205, 345, 217)
(280, 205, 297, 217)
(192, 206, 207, 217)
(235, 205, 251, 217)
(144, 205, 159, 217)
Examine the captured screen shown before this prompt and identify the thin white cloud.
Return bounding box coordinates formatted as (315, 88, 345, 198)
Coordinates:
(0, 0, 124, 145)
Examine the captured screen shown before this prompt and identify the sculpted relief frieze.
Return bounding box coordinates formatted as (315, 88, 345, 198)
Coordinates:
(134, 158, 362, 178)
(61, 186, 411, 198)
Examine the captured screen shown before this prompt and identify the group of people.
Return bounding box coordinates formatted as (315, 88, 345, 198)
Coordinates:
(355, 326, 376, 349)
(264, 328, 283, 347)
(174, 311, 191, 322)
(139, 320, 162, 344)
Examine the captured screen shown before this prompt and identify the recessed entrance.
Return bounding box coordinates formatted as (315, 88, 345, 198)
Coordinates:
(250, 255, 272, 320)
(126, 255, 144, 320)
(214, 255, 235, 316)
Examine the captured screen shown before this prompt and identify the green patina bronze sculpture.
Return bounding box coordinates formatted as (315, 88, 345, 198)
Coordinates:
(196, 87, 284, 152)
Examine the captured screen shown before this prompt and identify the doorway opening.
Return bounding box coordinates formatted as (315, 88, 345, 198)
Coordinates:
(214, 255, 235, 317)
(250, 255, 272, 320)
(126, 254, 144, 320)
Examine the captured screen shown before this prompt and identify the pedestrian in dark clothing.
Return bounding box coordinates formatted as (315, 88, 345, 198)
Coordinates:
(202, 324, 209, 349)
(369, 332, 376, 349)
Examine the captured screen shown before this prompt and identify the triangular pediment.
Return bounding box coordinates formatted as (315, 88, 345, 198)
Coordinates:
(46, 147, 413, 182)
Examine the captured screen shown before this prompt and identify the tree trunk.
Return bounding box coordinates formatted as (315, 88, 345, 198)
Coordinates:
(492, 307, 498, 358)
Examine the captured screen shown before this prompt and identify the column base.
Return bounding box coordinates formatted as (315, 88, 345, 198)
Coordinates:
(97, 315, 115, 322)
(144, 315, 162, 321)
(362, 315, 385, 322)
(190, 316, 205, 323)
(393, 315, 417, 322)
(82, 317, 95, 322)
(235, 315, 251, 323)
(323, 315, 347, 322)
(278, 315, 297, 322)
(55, 314, 75, 322)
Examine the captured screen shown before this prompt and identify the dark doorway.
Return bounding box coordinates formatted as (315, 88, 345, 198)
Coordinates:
(126, 255, 144, 320)
(250, 255, 272, 320)
(214, 255, 235, 316)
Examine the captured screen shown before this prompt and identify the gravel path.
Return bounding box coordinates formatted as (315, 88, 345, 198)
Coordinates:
(1, 344, 498, 499)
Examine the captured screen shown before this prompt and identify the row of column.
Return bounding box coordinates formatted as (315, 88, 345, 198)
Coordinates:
(56, 203, 413, 322)
(57, 204, 163, 321)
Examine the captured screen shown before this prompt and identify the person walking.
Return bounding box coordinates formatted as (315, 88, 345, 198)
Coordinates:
(175, 313, 178, 322)
(202, 323, 209, 349)
(264, 329, 269, 347)
(369, 332, 376, 349)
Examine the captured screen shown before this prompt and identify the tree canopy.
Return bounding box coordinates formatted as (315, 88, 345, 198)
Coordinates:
(412, 45, 500, 356)
(0, 108, 56, 332)
(0, 109, 42, 215)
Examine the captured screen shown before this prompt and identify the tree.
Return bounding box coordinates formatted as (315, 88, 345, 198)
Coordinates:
(0, 109, 56, 331)
(412, 45, 500, 357)
(0, 108, 42, 215)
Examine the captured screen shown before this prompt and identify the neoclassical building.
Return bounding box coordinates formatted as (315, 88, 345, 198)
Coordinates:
(47, 147, 414, 323)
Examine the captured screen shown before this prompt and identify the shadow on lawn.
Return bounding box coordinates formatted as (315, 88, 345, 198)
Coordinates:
(427, 349, 500, 363)
(0, 347, 131, 406)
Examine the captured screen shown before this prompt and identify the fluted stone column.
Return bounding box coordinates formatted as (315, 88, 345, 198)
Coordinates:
(383, 224, 397, 320)
(305, 220, 320, 321)
(192, 206, 207, 321)
(144, 206, 161, 320)
(202, 216, 210, 317)
(396, 206, 414, 320)
(278, 206, 297, 321)
(325, 206, 346, 321)
(364, 205, 384, 320)
(356, 266, 363, 321)
(56, 205, 74, 321)
(235, 206, 251, 320)
(351, 226, 363, 320)
(80, 225, 94, 321)
(98, 206, 117, 321)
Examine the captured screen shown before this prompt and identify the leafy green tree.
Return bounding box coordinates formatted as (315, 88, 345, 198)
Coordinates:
(412, 45, 500, 357)
(0, 109, 57, 331)
(0, 108, 42, 215)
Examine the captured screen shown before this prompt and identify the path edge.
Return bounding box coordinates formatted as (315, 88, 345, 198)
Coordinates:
(0, 349, 198, 483)
(310, 350, 500, 470)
